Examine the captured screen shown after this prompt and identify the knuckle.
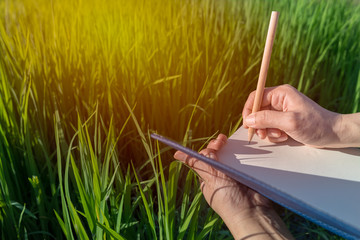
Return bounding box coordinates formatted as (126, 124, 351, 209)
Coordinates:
(282, 84, 293, 90)
(209, 139, 216, 145)
(257, 111, 268, 125)
(218, 136, 227, 144)
(200, 149, 212, 157)
(245, 91, 256, 105)
(281, 84, 296, 93)
(187, 158, 198, 168)
(218, 133, 227, 140)
(287, 112, 301, 130)
(199, 149, 208, 156)
(249, 90, 257, 98)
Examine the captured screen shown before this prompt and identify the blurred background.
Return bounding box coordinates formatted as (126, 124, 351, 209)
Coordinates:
(0, 0, 359, 238)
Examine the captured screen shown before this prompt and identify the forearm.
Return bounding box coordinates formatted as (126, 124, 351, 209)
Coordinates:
(334, 113, 360, 148)
(221, 206, 294, 240)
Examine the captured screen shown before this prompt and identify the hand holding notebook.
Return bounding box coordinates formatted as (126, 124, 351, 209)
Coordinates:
(173, 134, 295, 239)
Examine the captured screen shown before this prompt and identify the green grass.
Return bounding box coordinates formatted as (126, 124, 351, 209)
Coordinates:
(0, 0, 359, 239)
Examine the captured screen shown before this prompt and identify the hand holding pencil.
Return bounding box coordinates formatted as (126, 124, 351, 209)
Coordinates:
(243, 11, 360, 148)
(242, 84, 360, 148)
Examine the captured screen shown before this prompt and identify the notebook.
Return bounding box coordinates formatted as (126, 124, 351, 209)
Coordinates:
(151, 127, 360, 239)
(217, 127, 360, 240)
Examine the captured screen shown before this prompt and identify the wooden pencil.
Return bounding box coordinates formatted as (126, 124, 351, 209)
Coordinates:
(248, 11, 279, 143)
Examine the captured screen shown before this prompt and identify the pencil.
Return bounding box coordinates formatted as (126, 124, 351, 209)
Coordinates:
(248, 11, 279, 143)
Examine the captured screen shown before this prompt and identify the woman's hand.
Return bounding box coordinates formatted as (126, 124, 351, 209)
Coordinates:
(174, 134, 270, 218)
(242, 84, 352, 148)
(174, 134, 294, 239)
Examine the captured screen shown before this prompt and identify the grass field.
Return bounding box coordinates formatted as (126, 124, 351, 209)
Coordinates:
(0, 0, 359, 239)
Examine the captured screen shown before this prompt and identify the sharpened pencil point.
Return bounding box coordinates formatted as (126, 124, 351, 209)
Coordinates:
(248, 127, 255, 143)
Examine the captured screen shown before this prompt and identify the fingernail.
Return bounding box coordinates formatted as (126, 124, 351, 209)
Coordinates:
(269, 131, 280, 138)
(259, 132, 266, 139)
(209, 153, 216, 160)
(174, 151, 185, 161)
(244, 114, 255, 126)
(278, 135, 288, 142)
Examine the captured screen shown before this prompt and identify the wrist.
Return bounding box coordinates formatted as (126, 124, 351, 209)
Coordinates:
(333, 113, 360, 148)
(221, 206, 294, 240)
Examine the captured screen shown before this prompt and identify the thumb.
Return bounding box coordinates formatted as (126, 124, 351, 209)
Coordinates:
(244, 110, 295, 132)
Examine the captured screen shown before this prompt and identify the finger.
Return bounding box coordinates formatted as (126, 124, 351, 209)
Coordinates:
(174, 151, 205, 168)
(256, 129, 267, 139)
(242, 90, 256, 127)
(267, 131, 288, 143)
(260, 85, 292, 111)
(199, 148, 218, 161)
(242, 87, 277, 128)
(174, 150, 216, 180)
(267, 128, 282, 138)
(248, 190, 272, 208)
(174, 151, 209, 190)
(174, 150, 187, 162)
(207, 134, 227, 151)
(243, 110, 297, 132)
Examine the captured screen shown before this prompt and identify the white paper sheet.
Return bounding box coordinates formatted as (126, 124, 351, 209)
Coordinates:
(217, 127, 360, 237)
